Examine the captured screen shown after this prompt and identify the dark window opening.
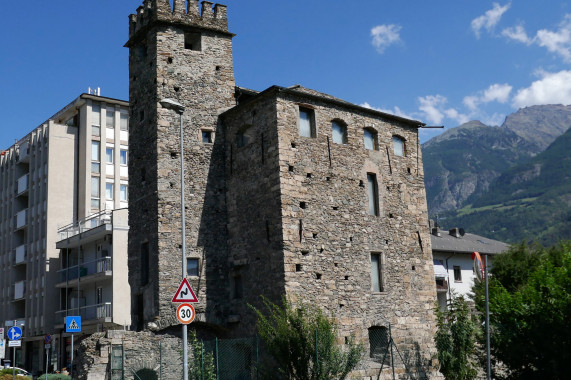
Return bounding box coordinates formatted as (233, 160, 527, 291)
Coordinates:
(316, 273, 322, 280)
(233, 275, 243, 299)
(288, 165, 294, 172)
(454, 266, 462, 282)
(369, 326, 389, 362)
(167, 57, 173, 64)
(187, 258, 199, 277)
(296, 264, 302, 272)
(184, 32, 202, 51)
(170, 151, 178, 159)
(141, 242, 149, 286)
(202, 130, 213, 143)
(300, 201, 306, 209)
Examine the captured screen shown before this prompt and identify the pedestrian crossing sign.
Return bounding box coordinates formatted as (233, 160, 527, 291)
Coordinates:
(65, 316, 82, 333)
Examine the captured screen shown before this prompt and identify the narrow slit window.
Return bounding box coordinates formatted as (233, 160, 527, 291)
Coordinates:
(367, 173, 379, 216)
(371, 253, 384, 292)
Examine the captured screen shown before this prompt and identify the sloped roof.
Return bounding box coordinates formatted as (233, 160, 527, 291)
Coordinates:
(431, 230, 509, 255)
(227, 85, 425, 127)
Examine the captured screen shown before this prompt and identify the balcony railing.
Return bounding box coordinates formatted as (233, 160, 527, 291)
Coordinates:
(58, 210, 113, 240)
(15, 209, 28, 229)
(17, 174, 29, 195)
(56, 302, 112, 322)
(17, 141, 30, 163)
(58, 257, 112, 283)
(12, 281, 26, 300)
(14, 245, 26, 265)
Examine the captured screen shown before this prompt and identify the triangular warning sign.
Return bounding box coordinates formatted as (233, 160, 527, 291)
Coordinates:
(172, 278, 198, 303)
(68, 319, 79, 330)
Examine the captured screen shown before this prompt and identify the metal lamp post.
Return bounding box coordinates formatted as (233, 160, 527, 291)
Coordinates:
(159, 98, 188, 380)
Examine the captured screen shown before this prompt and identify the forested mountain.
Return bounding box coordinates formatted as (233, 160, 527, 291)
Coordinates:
(422, 105, 571, 246)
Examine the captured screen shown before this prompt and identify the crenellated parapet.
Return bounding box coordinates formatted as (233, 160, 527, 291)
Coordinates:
(127, 0, 229, 45)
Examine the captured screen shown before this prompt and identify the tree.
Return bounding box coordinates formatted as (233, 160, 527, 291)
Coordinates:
(188, 331, 216, 380)
(434, 295, 480, 380)
(250, 297, 363, 380)
(473, 241, 571, 379)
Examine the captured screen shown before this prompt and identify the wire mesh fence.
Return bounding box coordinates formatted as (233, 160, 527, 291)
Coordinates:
(110, 335, 259, 380)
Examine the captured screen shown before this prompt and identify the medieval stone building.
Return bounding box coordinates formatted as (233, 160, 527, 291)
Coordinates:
(123, 0, 439, 377)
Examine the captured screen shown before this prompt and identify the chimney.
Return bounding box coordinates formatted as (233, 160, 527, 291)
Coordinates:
(449, 228, 461, 238)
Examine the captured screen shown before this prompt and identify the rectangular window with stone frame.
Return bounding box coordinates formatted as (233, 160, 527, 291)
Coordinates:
(367, 173, 379, 216)
(371, 252, 385, 292)
(299, 107, 316, 138)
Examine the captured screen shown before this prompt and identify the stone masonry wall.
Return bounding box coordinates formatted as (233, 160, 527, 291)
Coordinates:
(274, 90, 438, 377)
(127, 0, 236, 330)
(221, 95, 287, 336)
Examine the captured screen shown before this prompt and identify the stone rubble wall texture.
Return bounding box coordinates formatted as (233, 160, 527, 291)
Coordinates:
(79, 0, 446, 378)
(126, 0, 235, 330)
(222, 90, 439, 377)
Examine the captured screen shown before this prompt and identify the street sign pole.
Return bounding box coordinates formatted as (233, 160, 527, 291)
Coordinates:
(71, 333, 74, 379)
(45, 346, 48, 380)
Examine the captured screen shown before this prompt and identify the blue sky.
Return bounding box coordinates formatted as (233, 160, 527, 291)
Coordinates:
(1, 0, 571, 147)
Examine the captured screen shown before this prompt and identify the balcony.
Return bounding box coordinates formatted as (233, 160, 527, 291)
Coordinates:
(12, 281, 26, 300)
(15, 209, 28, 230)
(56, 257, 112, 287)
(56, 302, 112, 324)
(14, 245, 27, 265)
(436, 278, 449, 293)
(57, 210, 113, 242)
(16, 174, 29, 196)
(17, 141, 30, 163)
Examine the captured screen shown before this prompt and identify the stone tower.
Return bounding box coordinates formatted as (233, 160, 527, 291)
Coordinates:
(125, 0, 235, 330)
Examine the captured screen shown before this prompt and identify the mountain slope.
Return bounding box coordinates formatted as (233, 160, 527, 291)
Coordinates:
(503, 104, 571, 152)
(422, 105, 571, 216)
(423, 121, 537, 215)
(438, 128, 571, 246)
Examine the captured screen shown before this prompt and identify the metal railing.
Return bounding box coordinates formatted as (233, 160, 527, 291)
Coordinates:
(12, 281, 26, 300)
(58, 256, 112, 282)
(58, 209, 113, 240)
(56, 302, 112, 321)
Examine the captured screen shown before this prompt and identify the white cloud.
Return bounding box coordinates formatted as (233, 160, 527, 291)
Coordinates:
(370, 24, 402, 54)
(463, 83, 512, 111)
(502, 25, 533, 44)
(512, 70, 571, 108)
(502, 15, 571, 62)
(471, 2, 511, 38)
(536, 15, 571, 62)
(418, 95, 469, 125)
(360, 102, 415, 120)
(481, 113, 506, 127)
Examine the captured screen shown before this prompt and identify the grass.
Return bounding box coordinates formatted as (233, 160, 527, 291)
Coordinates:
(456, 197, 538, 216)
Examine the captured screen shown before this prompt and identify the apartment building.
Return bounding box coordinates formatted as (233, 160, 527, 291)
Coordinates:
(0, 92, 130, 374)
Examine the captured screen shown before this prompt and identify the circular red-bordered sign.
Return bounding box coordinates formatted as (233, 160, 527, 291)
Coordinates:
(177, 303, 196, 324)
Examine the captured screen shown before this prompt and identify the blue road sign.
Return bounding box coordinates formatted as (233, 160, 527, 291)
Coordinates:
(65, 316, 81, 333)
(7, 326, 22, 341)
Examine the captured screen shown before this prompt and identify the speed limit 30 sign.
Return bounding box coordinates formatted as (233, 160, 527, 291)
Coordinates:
(176, 303, 196, 324)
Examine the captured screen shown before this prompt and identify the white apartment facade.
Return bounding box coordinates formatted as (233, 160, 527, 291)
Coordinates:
(430, 223, 509, 310)
(0, 93, 130, 374)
